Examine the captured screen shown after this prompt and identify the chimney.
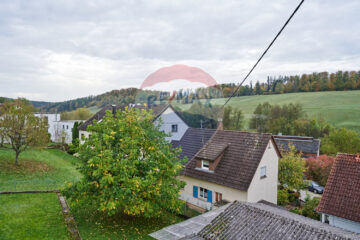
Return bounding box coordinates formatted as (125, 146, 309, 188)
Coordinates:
(217, 118, 223, 130)
(111, 105, 116, 115)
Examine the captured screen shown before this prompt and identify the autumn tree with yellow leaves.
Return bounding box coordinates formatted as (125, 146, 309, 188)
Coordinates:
(63, 107, 185, 217)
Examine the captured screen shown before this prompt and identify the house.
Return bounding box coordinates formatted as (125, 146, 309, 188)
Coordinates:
(175, 201, 360, 240)
(34, 113, 81, 143)
(178, 129, 281, 211)
(78, 104, 189, 143)
(317, 153, 360, 234)
(273, 135, 320, 158)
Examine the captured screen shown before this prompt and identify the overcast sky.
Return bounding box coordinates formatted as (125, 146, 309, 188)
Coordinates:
(0, 0, 359, 102)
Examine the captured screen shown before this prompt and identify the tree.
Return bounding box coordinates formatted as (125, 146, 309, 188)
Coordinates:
(60, 108, 93, 120)
(278, 144, 306, 191)
(63, 107, 185, 217)
(321, 128, 360, 155)
(0, 99, 49, 164)
(305, 155, 335, 186)
(72, 121, 81, 144)
(223, 106, 244, 130)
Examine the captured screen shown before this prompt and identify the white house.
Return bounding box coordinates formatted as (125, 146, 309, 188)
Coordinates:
(176, 128, 281, 212)
(78, 104, 189, 143)
(317, 153, 360, 234)
(35, 113, 81, 143)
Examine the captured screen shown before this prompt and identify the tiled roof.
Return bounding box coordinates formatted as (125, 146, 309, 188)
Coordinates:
(182, 130, 279, 191)
(317, 153, 360, 223)
(78, 104, 168, 131)
(274, 135, 320, 155)
(183, 201, 360, 240)
(172, 128, 216, 162)
(195, 142, 229, 161)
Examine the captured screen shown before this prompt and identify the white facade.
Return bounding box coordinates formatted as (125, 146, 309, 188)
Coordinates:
(34, 113, 81, 143)
(179, 139, 279, 211)
(321, 214, 360, 234)
(154, 106, 189, 141)
(80, 105, 189, 144)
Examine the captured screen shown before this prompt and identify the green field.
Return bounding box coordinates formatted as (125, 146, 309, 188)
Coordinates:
(0, 193, 68, 240)
(0, 148, 81, 192)
(173, 90, 360, 132)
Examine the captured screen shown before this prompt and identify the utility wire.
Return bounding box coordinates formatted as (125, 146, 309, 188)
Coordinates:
(222, 0, 305, 107)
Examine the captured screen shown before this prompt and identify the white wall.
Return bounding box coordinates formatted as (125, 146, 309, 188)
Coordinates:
(79, 130, 90, 144)
(322, 214, 360, 234)
(178, 175, 248, 210)
(155, 107, 189, 141)
(34, 113, 60, 142)
(53, 121, 77, 143)
(245, 140, 279, 204)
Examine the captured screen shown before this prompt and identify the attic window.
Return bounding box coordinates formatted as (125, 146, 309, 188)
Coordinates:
(260, 166, 267, 179)
(268, 143, 271, 149)
(171, 124, 178, 133)
(202, 160, 209, 170)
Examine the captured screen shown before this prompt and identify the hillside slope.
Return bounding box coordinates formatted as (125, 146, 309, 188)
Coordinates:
(203, 90, 360, 132)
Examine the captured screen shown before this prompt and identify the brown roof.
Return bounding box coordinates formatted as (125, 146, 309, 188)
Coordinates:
(195, 142, 229, 161)
(78, 104, 168, 131)
(317, 153, 360, 222)
(182, 130, 281, 191)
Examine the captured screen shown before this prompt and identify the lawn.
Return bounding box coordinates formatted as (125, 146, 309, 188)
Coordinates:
(71, 203, 184, 240)
(0, 147, 81, 192)
(173, 90, 360, 132)
(0, 147, 186, 239)
(0, 193, 69, 240)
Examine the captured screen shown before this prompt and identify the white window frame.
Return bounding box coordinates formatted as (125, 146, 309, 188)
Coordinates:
(199, 187, 208, 200)
(202, 160, 209, 170)
(260, 166, 267, 179)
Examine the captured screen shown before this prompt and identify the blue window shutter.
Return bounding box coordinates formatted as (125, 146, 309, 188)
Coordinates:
(207, 190, 213, 203)
(193, 186, 198, 198)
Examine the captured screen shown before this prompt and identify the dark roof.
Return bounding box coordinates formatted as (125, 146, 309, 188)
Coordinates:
(182, 130, 280, 191)
(171, 128, 216, 162)
(195, 142, 229, 161)
(317, 153, 360, 223)
(183, 201, 360, 240)
(273, 135, 320, 155)
(78, 104, 168, 131)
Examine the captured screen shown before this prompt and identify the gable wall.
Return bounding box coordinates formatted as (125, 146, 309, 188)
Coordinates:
(247, 139, 279, 204)
(155, 107, 189, 141)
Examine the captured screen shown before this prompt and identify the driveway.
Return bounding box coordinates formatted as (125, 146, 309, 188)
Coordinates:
(299, 190, 322, 201)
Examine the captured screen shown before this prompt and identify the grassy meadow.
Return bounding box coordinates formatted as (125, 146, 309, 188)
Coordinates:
(172, 90, 360, 132)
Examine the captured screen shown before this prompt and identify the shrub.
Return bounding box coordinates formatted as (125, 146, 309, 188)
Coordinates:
(305, 155, 335, 186)
(301, 197, 321, 220)
(277, 189, 290, 206)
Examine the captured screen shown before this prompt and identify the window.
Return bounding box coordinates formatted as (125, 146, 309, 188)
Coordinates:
(216, 192, 223, 202)
(81, 133, 85, 140)
(200, 187, 208, 200)
(260, 166, 267, 179)
(202, 160, 209, 170)
(66, 125, 69, 130)
(62, 125, 65, 129)
(171, 124, 178, 133)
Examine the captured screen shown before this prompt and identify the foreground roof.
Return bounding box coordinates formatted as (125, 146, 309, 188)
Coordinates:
(78, 104, 168, 131)
(183, 201, 360, 240)
(317, 153, 360, 223)
(171, 128, 216, 162)
(273, 135, 320, 155)
(182, 130, 280, 191)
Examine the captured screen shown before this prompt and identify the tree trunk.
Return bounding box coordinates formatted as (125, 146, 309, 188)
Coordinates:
(15, 151, 20, 165)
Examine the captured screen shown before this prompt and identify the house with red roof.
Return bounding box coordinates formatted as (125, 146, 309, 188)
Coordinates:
(317, 153, 360, 234)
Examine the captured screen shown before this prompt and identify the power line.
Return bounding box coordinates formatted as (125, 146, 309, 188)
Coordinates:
(222, 0, 305, 107)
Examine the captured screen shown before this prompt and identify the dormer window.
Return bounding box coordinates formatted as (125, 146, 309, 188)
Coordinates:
(202, 160, 209, 170)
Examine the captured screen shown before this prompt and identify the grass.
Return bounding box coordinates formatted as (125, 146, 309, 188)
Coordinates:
(71, 203, 183, 240)
(173, 90, 360, 132)
(0, 193, 69, 240)
(0, 147, 81, 191)
(0, 147, 185, 239)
